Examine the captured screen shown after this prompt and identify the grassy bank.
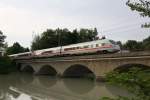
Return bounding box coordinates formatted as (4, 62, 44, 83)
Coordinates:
(100, 67, 150, 100)
(0, 56, 17, 74)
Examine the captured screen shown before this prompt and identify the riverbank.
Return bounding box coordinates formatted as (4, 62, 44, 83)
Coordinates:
(100, 67, 150, 100)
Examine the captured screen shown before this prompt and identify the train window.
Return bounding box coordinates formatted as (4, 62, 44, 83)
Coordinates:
(84, 45, 89, 48)
(96, 44, 99, 47)
(65, 47, 77, 51)
(42, 51, 53, 55)
(64, 48, 67, 51)
(102, 43, 105, 46)
(64, 48, 72, 51)
(73, 47, 76, 50)
(76, 47, 80, 49)
(91, 45, 93, 48)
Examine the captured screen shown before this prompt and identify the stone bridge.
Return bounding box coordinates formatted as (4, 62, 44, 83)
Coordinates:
(14, 52, 150, 80)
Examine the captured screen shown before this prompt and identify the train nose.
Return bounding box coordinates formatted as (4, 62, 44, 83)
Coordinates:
(113, 45, 120, 51)
(116, 45, 121, 50)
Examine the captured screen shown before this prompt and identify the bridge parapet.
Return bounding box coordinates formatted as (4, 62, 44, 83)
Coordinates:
(12, 51, 150, 61)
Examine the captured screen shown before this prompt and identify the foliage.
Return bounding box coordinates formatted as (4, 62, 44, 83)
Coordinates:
(31, 28, 98, 50)
(0, 56, 17, 74)
(0, 30, 6, 47)
(126, 0, 150, 28)
(31, 35, 41, 50)
(103, 67, 150, 100)
(6, 42, 29, 55)
(142, 36, 150, 50)
(121, 35, 150, 51)
(123, 40, 143, 51)
(31, 27, 150, 52)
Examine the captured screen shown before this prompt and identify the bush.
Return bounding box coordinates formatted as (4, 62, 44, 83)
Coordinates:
(0, 56, 17, 74)
(103, 67, 150, 100)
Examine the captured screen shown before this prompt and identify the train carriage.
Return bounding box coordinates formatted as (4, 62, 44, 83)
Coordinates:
(9, 39, 120, 58)
(61, 39, 120, 55)
(9, 52, 32, 58)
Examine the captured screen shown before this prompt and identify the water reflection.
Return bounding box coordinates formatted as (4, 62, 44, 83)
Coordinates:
(63, 78, 95, 94)
(9, 88, 20, 98)
(20, 74, 34, 85)
(0, 75, 13, 100)
(0, 74, 38, 100)
(38, 76, 57, 88)
(0, 73, 132, 100)
(105, 84, 133, 98)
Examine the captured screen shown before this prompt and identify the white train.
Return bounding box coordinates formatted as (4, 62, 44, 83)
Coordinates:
(9, 52, 31, 58)
(9, 39, 120, 58)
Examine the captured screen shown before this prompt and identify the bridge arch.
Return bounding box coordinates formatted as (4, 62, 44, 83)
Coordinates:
(63, 64, 96, 78)
(21, 65, 35, 73)
(63, 78, 95, 94)
(114, 63, 150, 72)
(37, 65, 57, 76)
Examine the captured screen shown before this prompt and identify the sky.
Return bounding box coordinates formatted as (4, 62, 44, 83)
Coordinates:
(0, 0, 149, 48)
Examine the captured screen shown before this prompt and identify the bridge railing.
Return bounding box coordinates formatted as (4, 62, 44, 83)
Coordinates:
(11, 51, 150, 61)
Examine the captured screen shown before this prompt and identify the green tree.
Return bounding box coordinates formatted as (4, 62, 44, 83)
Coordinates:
(78, 28, 98, 42)
(0, 31, 17, 74)
(142, 36, 150, 50)
(6, 42, 29, 55)
(31, 28, 98, 50)
(31, 35, 42, 50)
(0, 31, 6, 56)
(40, 29, 59, 49)
(0, 31, 6, 47)
(126, 0, 150, 28)
(71, 29, 80, 43)
(123, 40, 143, 51)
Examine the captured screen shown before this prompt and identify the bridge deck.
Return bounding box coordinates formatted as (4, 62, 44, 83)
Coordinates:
(14, 51, 150, 61)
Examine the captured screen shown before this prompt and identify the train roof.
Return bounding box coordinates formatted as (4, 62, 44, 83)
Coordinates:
(66, 39, 109, 46)
(63, 39, 111, 47)
(33, 39, 111, 52)
(33, 47, 60, 53)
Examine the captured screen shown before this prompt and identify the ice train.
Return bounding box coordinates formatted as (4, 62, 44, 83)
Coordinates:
(9, 39, 120, 58)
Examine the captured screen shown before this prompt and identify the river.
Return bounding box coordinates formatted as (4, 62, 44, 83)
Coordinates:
(0, 73, 132, 100)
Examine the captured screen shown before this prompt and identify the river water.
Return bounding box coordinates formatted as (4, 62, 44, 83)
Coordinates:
(0, 73, 132, 100)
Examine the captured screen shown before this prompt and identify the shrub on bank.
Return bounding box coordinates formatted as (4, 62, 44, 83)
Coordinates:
(0, 56, 17, 74)
(100, 67, 150, 100)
